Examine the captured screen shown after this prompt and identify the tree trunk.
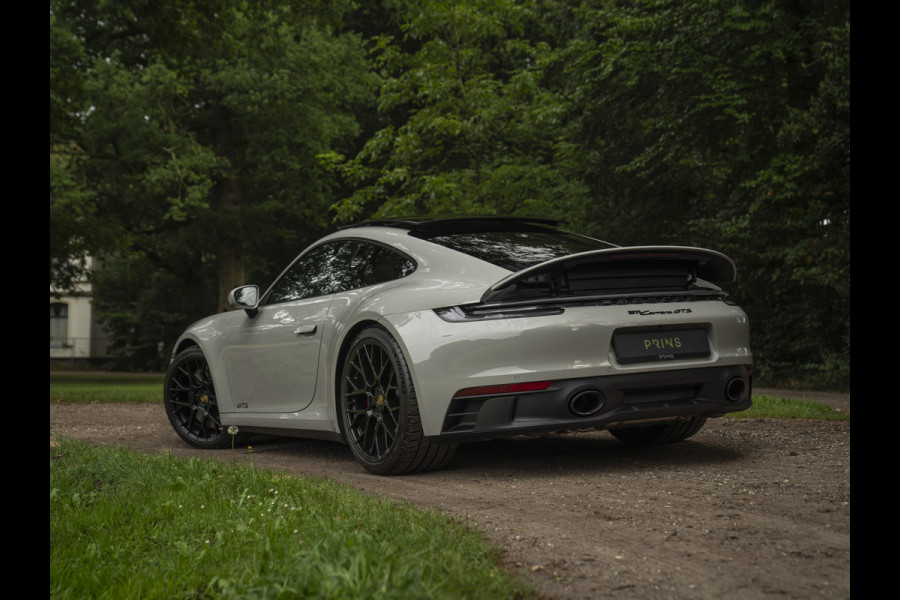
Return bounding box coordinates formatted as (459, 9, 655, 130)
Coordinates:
(213, 105, 244, 313)
(216, 233, 244, 313)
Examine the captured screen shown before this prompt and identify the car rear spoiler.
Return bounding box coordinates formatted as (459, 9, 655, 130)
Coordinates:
(481, 246, 737, 304)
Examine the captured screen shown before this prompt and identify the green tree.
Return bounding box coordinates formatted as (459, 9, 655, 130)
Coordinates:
(327, 0, 587, 222)
(51, 0, 850, 385)
(551, 1, 850, 387)
(324, 0, 850, 388)
(739, 22, 850, 387)
(50, 0, 376, 367)
(50, 9, 102, 295)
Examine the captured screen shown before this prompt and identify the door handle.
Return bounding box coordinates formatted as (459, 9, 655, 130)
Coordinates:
(294, 325, 317, 335)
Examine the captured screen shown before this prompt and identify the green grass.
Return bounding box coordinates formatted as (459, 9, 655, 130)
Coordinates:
(50, 438, 535, 600)
(50, 373, 164, 404)
(727, 394, 849, 420)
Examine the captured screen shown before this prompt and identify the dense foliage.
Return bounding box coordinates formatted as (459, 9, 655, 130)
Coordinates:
(51, 0, 376, 367)
(50, 0, 849, 389)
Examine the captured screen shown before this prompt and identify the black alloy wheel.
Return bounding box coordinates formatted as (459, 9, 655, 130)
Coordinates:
(164, 347, 237, 449)
(340, 327, 455, 475)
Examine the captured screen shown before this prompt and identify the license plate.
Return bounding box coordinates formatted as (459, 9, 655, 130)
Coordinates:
(613, 329, 710, 364)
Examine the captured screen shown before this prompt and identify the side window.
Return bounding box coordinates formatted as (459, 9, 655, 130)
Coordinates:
(345, 243, 417, 290)
(264, 242, 356, 305)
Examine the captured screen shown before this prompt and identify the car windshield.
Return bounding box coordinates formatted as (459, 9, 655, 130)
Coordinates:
(412, 227, 616, 272)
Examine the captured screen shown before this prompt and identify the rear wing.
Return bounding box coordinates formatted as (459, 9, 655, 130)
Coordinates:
(482, 246, 736, 304)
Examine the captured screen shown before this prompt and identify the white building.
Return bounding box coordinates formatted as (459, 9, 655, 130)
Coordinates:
(50, 257, 110, 362)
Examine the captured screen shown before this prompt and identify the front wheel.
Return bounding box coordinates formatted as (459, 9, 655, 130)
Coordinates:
(609, 416, 708, 445)
(340, 327, 456, 475)
(164, 346, 244, 449)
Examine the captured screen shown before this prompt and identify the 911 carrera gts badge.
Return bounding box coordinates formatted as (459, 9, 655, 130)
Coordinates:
(628, 308, 693, 315)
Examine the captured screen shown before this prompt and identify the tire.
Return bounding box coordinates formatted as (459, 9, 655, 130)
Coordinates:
(164, 346, 245, 449)
(340, 327, 456, 475)
(609, 416, 708, 445)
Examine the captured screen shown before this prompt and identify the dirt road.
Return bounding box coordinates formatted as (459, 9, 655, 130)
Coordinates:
(50, 398, 850, 599)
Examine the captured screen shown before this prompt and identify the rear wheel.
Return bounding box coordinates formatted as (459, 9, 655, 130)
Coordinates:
(340, 327, 456, 475)
(164, 347, 244, 449)
(609, 416, 707, 445)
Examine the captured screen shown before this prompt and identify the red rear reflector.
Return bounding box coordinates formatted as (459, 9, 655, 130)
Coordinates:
(454, 381, 552, 398)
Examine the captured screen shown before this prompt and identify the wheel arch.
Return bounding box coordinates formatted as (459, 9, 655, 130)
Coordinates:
(163, 344, 242, 449)
(172, 338, 200, 358)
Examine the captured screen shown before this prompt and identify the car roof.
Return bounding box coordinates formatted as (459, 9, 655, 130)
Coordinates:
(337, 216, 564, 232)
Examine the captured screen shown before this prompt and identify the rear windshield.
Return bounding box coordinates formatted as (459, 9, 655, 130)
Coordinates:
(412, 227, 616, 272)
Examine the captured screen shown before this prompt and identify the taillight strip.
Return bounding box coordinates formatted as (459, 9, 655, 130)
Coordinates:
(453, 380, 553, 398)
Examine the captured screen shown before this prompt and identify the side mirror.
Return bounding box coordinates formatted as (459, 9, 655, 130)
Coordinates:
(227, 285, 259, 317)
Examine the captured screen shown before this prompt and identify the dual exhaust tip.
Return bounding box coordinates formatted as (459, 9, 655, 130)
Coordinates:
(567, 376, 747, 417)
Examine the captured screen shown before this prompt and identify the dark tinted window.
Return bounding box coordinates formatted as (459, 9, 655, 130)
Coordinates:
(264, 240, 416, 305)
(265, 241, 356, 304)
(413, 228, 614, 272)
(345, 243, 417, 290)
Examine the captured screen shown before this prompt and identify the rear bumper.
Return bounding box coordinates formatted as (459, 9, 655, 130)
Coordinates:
(431, 365, 751, 442)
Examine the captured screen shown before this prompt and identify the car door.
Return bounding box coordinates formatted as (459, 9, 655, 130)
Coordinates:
(223, 241, 355, 413)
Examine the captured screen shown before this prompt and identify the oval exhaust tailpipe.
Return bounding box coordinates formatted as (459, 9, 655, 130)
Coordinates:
(725, 377, 746, 402)
(568, 389, 606, 417)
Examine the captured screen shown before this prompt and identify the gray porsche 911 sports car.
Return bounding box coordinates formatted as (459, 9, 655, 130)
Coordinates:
(164, 217, 752, 474)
